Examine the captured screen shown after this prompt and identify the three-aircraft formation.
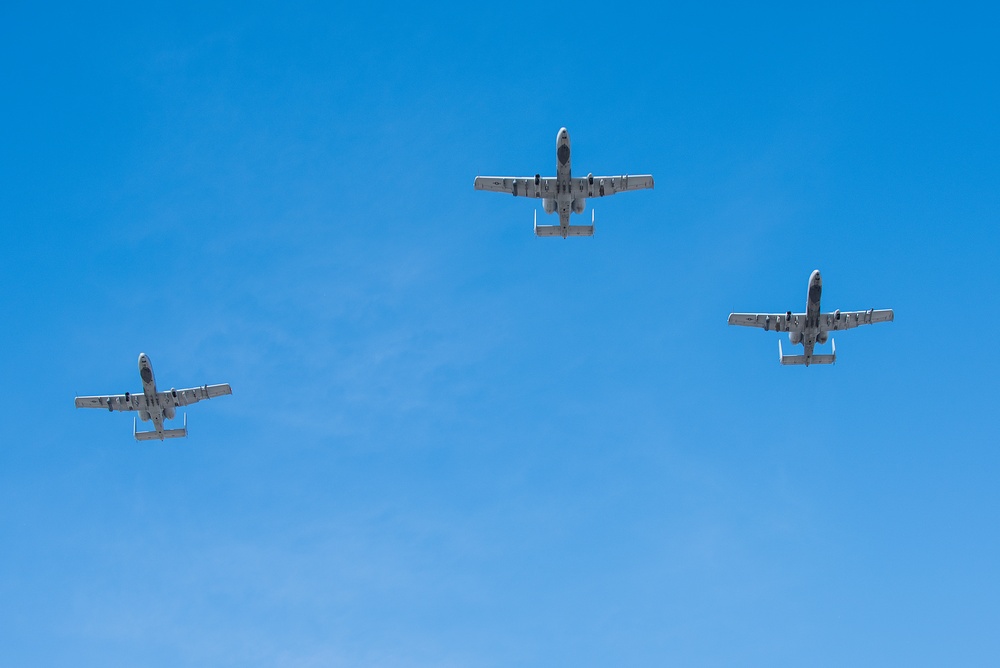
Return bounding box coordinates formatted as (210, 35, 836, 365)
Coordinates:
(75, 127, 893, 441)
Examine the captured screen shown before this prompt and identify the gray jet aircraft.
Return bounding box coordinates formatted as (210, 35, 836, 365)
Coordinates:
(728, 270, 894, 365)
(474, 127, 653, 238)
(75, 353, 232, 440)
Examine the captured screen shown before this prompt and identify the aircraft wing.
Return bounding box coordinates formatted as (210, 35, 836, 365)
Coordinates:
(573, 174, 654, 197)
(75, 393, 148, 412)
(728, 313, 805, 333)
(474, 176, 556, 198)
(159, 383, 233, 407)
(820, 309, 894, 332)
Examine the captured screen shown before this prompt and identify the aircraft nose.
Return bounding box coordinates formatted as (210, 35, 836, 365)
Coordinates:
(138, 353, 148, 367)
(558, 127, 568, 141)
(811, 270, 822, 284)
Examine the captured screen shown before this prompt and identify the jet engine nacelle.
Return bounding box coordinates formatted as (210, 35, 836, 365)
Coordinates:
(789, 331, 802, 345)
(817, 331, 829, 344)
(140, 410, 151, 422)
(542, 198, 556, 214)
(571, 198, 585, 214)
(164, 405, 176, 420)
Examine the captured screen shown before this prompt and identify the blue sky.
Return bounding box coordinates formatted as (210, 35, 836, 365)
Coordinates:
(2, 2, 998, 666)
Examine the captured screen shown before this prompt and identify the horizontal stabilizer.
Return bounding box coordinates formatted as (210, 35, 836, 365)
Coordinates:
(778, 340, 836, 366)
(533, 209, 594, 238)
(133, 414, 188, 441)
(778, 353, 809, 366)
(808, 339, 837, 365)
(806, 354, 836, 365)
(534, 225, 594, 238)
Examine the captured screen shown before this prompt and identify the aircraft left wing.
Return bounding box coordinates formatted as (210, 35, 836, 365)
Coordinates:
(474, 176, 556, 198)
(571, 174, 654, 197)
(728, 313, 804, 333)
(820, 309, 894, 331)
(159, 383, 233, 407)
(75, 394, 147, 411)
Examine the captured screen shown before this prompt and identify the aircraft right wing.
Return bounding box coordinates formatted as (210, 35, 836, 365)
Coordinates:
(820, 309, 894, 331)
(160, 383, 233, 407)
(571, 174, 654, 197)
(474, 176, 556, 198)
(728, 313, 805, 333)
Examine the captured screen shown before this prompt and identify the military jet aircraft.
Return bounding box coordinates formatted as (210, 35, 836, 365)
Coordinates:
(728, 270, 894, 366)
(75, 353, 232, 440)
(474, 127, 654, 238)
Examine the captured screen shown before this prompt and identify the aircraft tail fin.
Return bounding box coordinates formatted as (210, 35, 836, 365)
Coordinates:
(777, 348, 809, 365)
(133, 414, 188, 441)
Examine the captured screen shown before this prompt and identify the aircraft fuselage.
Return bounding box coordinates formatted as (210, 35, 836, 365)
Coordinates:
(544, 127, 584, 228)
(137, 352, 171, 436)
(794, 270, 825, 363)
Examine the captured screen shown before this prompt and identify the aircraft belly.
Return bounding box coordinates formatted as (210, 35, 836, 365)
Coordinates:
(556, 193, 572, 225)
